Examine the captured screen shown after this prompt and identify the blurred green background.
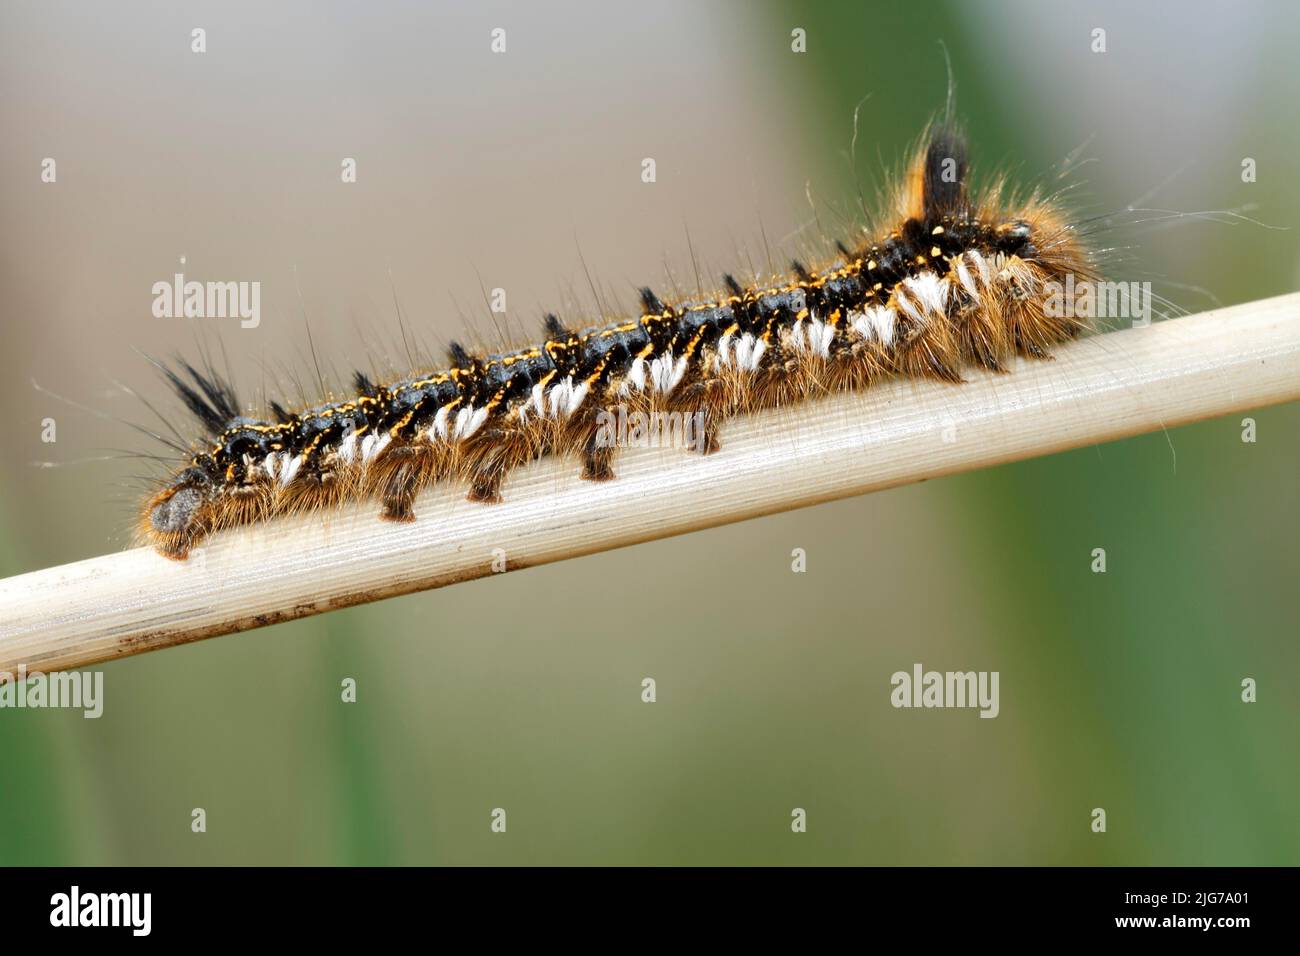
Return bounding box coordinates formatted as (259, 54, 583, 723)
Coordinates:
(1, 1, 1297, 864)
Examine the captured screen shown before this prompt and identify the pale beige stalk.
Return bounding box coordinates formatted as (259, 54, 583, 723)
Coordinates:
(2, 293, 1298, 676)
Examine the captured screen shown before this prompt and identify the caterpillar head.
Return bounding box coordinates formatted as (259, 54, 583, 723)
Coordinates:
(144, 463, 217, 560)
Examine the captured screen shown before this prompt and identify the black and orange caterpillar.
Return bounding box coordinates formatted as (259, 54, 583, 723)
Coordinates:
(142, 122, 1096, 559)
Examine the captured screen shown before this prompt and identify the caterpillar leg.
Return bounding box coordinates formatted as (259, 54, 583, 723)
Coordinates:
(671, 379, 725, 455)
(368, 441, 444, 522)
(466, 466, 506, 503)
(946, 250, 1014, 372)
(997, 254, 1088, 359)
(890, 274, 964, 384)
(462, 424, 544, 503)
(580, 422, 617, 481)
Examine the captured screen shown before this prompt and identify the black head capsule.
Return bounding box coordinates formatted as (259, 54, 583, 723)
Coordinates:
(149, 463, 215, 536)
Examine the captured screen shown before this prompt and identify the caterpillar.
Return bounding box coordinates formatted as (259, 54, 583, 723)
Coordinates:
(141, 120, 1096, 560)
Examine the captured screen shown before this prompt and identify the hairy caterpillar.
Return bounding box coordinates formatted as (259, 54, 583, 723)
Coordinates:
(141, 120, 1096, 560)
